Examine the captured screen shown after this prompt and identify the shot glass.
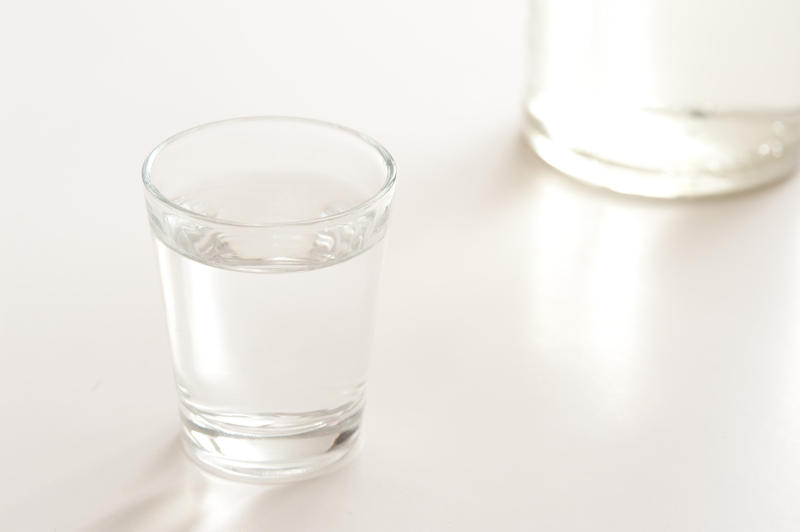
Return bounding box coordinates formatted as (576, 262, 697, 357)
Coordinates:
(142, 117, 396, 482)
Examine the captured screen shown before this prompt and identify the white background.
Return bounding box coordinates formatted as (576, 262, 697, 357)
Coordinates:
(2, 1, 799, 530)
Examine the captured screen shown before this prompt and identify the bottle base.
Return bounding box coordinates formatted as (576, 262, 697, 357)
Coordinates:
(523, 102, 799, 198)
(525, 128, 796, 199)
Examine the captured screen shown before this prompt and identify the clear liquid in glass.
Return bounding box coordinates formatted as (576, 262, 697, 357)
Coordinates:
(151, 176, 384, 480)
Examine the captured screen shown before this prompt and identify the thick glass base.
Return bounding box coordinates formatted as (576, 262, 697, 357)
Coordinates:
(179, 400, 363, 483)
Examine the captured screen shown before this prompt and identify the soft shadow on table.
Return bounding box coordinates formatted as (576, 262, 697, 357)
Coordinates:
(79, 438, 201, 532)
(80, 438, 364, 532)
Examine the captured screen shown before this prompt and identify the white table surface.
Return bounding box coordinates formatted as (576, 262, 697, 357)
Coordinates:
(2, 1, 799, 530)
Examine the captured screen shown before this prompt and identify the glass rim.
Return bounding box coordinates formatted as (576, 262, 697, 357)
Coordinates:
(141, 116, 397, 228)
